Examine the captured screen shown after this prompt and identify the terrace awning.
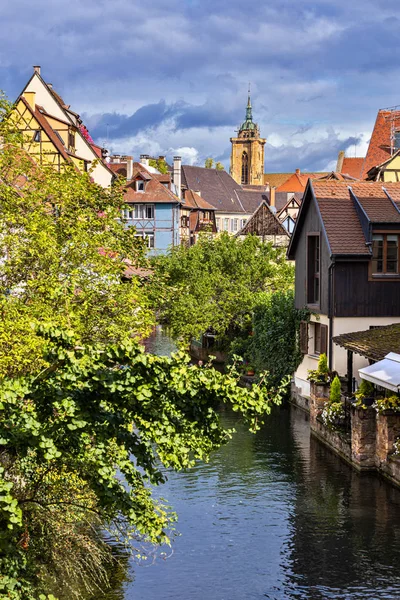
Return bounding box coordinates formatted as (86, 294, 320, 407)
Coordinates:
(359, 352, 400, 392)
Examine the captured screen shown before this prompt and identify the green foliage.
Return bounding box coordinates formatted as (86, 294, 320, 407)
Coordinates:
(243, 290, 309, 385)
(0, 144, 153, 378)
(204, 158, 224, 170)
(318, 353, 328, 375)
(148, 158, 169, 174)
(356, 379, 374, 398)
(0, 329, 288, 597)
(374, 394, 400, 413)
(330, 376, 341, 403)
(151, 232, 294, 344)
(307, 353, 330, 384)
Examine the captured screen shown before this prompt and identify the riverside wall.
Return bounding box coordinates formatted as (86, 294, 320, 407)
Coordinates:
(290, 382, 400, 489)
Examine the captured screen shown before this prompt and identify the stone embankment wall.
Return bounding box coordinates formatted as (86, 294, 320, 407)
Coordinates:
(291, 382, 400, 488)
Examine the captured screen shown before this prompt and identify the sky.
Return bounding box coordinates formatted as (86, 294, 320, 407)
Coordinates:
(2, 0, 400, 172)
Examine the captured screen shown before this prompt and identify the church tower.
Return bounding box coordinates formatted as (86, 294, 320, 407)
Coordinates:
(230, 92, 266, 186)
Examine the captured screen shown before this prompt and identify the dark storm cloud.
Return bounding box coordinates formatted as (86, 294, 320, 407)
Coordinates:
(0, 0, 399, 172)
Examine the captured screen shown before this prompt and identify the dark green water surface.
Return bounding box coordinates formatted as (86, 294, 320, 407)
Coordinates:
(103, 329, 400, 599)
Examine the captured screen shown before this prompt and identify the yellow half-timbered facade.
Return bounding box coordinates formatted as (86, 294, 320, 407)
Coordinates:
(11, 66, 114, 188)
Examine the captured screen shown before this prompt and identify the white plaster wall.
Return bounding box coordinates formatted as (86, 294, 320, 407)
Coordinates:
(25, 75, 69, 123)
(294, 314, 400, 397)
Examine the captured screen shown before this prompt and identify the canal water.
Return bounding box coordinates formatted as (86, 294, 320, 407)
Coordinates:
(101, 330, 400, 599)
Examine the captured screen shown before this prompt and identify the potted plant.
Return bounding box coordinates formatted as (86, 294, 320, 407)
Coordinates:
(322, 375, 345, 428)
(354, 379, 375, 408)
(307, 353, 330, 385)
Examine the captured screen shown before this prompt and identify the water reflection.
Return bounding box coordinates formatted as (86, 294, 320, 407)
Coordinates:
(116, 406, 400, 600)
(91, 330, 400, 599)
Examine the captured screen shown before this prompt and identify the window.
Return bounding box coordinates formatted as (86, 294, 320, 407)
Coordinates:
(122, 207, 134, 220)
(33, 130, 41, 142)
(145, 205, 154, 219)
(299, 321, 308, 354)
(223, 218, 229, 232)
(372, 234, 399, 274)
(307, 235, 320, 304)
(232, 218, 238, 233)
(216, 218, 220, 231)
(314, 323, 328, 356)
(240, 219, 247, 228)
(135, 232, 155, 248)
(68, 131, 75, 151)
(133, 204, 154, 219)
(283, 216, 295, 234)
(136, 180, 145, 192)
(181, 215, 189, 227)
(241, 152, 249, 185)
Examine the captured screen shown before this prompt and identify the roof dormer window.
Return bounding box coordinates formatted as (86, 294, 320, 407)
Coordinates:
(372, 234, 399, 274)
(136, 180, 145, 192)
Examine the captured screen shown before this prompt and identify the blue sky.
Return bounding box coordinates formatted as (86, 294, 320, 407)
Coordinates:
(2, 0, 400, 171)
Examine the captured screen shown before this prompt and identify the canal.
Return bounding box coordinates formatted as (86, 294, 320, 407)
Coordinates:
(100, 331, 400, 600)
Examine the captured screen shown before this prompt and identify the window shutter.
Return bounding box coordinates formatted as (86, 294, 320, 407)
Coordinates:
(320, 324, 328, 356)
(299, 321, 308, 354)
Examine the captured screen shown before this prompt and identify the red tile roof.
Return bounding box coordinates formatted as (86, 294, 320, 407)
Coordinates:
(312, 181, 400, 255)
(276, 170, 326, 193)
(123, 162, 180, 204)
(183, 189, 216, 210)
(341, 157, 364, 179)
(361, 109, 400, 178)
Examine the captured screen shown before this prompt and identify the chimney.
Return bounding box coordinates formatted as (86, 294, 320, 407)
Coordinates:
(336, 150, 345, 172)
(270, 186, 276, 208)
(295, 168, 300, 175)
(33, 65, 41, 75)
(173, 156, 182, 199)
(125, 156, 133, 181)
(23, 91, 36, 110)
(140, 154, 149, 166)
(158, 155, 166, 161)
(47, 83, 53, 89)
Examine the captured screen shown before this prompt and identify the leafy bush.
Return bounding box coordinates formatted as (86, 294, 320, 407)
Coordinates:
(246, 289, 309, 385)
(330, 375, 341, 402)
(374, 395, 400, 413)
(307, 353, 330, 384)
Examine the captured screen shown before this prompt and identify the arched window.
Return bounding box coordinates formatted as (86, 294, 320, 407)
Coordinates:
(241, 151, 249, 184)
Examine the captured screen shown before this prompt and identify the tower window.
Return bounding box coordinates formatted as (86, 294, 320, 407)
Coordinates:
(241, 151, 249, 185)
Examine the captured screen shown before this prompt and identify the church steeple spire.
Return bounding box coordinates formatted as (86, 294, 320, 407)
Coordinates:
(239, 84, 257, 133)
(246, 84, 253, 122)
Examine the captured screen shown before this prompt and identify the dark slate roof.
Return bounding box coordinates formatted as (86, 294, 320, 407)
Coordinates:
(181, 165, 268, 214)
(235, 190, 270, 213)
(333, 323, 400, 361)
(181, 165, 244, 212)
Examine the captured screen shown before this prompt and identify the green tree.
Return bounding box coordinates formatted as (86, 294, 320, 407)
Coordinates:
(215, 161, 225, 171)
(204, 157, 214, 168)
(0, 329, 287, 598)
(0, 95, 286, 598)
(245, 290, 310, 385)
(148, 158, 169, 174)
(151, 232, 294, 344)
